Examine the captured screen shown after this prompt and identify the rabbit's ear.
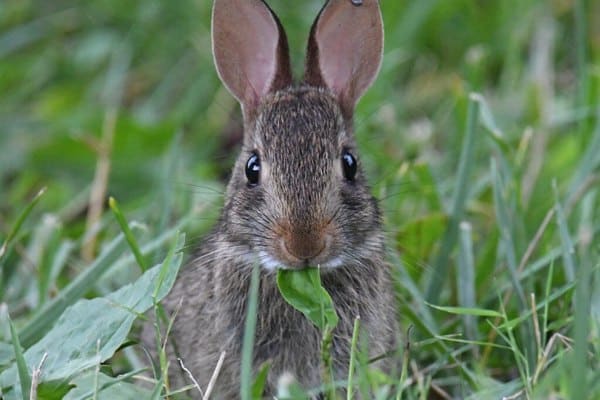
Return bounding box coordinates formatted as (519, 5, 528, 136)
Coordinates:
(305, 0, 383, 116)
(212, 0, 292, 116)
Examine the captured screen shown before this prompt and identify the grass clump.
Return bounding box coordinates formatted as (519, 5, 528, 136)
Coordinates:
(1, 0, 599, 398)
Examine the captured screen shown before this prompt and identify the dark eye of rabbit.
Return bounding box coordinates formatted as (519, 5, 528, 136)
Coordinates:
(245, 153, 260, 186)
(342, 150, 357, 181)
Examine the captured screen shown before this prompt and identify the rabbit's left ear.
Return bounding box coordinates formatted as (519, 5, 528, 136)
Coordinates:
(305, 0, 383, 116)
(212, 0, 292, 118)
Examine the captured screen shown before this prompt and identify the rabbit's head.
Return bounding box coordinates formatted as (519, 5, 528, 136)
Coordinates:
(212, 0, 384, 271)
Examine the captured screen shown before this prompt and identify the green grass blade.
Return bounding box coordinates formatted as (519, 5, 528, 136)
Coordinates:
(554, 190, 576, 282)
(155, 131, 182, 255)
(569, 193, 594, 400)
(0, 187, 46, 261)
(0, 188, 47, 296)
(457, 221, 477, 341)
(346, 316, 360, 400)
(240, 263, 260, 400)
(491, 158, 526, 307)
(109, 197, 148, 272)
(568, 119, 600, 198)
(426, 94, 480, 303)
(19, 233, 128, 348)
(8, 315, 30, 400)
(427, 303, 503, 318)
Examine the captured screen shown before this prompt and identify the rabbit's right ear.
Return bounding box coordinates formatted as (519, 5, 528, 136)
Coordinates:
(305, 0, 383, 117)
(212, 0, 292, 117)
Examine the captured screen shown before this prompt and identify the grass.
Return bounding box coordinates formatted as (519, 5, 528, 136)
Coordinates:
(1, 0, 599, 398)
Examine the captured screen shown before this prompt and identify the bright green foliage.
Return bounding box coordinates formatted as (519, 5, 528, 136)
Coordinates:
(0, 235, 183, 398)
(1, 0, 599, 399)
(277, 268, 339, 399)
(277, 268, 339, 332)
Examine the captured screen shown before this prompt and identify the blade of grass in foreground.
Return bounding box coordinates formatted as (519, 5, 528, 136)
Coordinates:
(0, 187, 46, 299)
(346, 316, 360, 400)
(565, 192, 592, 400)
(109, 196, 149, 272)
(9, 316, 30, 400)
(0, 187, 46, 259)
(240, 263, 260, 400)
(426, 94, 480, 304)
(457, 221, 477, 342)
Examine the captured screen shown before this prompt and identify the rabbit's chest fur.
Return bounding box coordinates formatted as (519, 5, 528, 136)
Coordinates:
(163, 232, 396, 397)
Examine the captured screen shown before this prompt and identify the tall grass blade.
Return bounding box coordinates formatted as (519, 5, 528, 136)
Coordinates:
(346, 316, 360, 400)
(155, 131, 182, 244)
(8, 316, 29, 400)
(568, 118, 600, 199)
(554, 190, 576, 282)
(457, 222, 477, 341)
(569, 193, 594, 400)
(240, 263, 260, 400)
(109, 197, 149, 272)
(0, 187, 46, 261)
(491, 159, 526, 306)
(426, 94, 480, 303)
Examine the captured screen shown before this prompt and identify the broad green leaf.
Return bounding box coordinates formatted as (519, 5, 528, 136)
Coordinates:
(37, 379, 75, 400)
(426, 303, 503, 318)
(19, 233, 129, 348)
(8, 316, 29, 400)
(64, 371, 151, 400)
(0, 232, 184, 392)
(0, 342, 14, 368)
(276, 268, 338, 331)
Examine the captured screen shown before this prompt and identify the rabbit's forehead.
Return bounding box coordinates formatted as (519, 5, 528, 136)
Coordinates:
(252, 87, 349, 158)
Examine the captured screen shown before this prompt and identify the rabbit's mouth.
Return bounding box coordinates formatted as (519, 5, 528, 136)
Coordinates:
(254, 233, 342, 271)
(257, 250, 344, 271)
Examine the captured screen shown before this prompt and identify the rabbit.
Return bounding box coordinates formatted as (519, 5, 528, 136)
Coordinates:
(147, 0, 398, 397)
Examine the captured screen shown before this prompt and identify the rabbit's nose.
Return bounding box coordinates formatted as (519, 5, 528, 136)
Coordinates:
(281, 230, 327, 263)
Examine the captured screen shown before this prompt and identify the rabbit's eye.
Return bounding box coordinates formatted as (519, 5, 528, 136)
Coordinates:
(342, 150, 357, 181)
(245, 153, 260, 186)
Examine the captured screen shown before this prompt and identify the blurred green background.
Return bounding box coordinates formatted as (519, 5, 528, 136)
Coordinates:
(1, 0, 599, 398)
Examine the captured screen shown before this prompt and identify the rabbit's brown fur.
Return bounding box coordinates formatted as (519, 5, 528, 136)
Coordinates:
(147, 1, 398, 397)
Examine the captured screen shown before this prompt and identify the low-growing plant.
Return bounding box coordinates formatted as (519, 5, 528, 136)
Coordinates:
(1, 0, 598, 399)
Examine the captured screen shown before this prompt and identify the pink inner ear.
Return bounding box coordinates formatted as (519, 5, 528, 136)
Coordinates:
(241, 16, 279, 100)
(313, 0, 383, 109)
(212, 0, 282, 108)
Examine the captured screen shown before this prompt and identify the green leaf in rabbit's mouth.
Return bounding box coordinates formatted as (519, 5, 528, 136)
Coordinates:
(276, 267, 339, 331)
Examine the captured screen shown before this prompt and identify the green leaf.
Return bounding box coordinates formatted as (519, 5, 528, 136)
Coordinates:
(37, 380, 75, 400)
(109, 196, 149, 272)
(0, 341, 14, 368)
(276, 268, 338, 331)
(64, 371, 151, 400)
(251, 362, 271, 400)
(8, 316, 30, 400)
(19, 233, 129, 348)
(0, 233, 184, 392)
(0, 187, 46, 261)
(426, 303, 503, 318)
